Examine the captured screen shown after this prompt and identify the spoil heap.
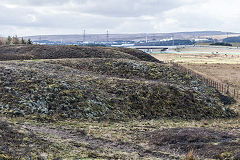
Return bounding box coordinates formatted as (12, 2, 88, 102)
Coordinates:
(0, 45, 237, 120)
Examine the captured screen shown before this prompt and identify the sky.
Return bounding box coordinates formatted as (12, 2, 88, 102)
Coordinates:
(0, 0, 240, 36)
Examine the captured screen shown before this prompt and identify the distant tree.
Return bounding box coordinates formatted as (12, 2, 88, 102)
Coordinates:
(0, 37, 7, 45)
(12, 35, 20, 44)
(210, 42, 232, 46)
(27, 38, 32, 45)
(6, 36, 12, 45)
(21, 38, 26, 44)
(0, 37, 3, 45)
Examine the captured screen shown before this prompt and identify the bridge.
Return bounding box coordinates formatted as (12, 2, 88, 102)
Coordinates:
(130, 46, 168, 49)
(128, 46, 170, 53)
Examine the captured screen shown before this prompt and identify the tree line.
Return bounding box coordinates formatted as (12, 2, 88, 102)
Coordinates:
(0, 36, 32, 45)
(223, 36, 240, 43)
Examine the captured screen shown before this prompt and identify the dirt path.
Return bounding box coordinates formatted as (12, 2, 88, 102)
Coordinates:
(21, 123, 180, 159)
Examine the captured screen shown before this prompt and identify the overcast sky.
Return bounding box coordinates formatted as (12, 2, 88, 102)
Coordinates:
(0, 0, 239, 36)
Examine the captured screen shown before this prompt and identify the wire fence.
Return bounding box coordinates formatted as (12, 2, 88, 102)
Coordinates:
(163, 60, 239, 100)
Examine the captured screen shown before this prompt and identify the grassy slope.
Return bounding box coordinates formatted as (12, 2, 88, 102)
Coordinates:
(0, 45, 237, 121)
(0, 45, 158, 62)
(0, 45, 239, 159)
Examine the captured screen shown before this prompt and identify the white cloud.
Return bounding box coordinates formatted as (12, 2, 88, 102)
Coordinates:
(0, 0, 239, 36)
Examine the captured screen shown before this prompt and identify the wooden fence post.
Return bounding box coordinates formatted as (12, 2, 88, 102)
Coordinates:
(170, 62, 239, 99)
(226, 85, 229, 94)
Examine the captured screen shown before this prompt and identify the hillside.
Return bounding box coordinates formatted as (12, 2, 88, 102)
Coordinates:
(24, 31, 238, 43)
(223, 36, 240, 43)
(1, 45, 240, 159)
(0, 45, 237, 121)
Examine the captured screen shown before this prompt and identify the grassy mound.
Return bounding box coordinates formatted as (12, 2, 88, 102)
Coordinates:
(0, 45, 159, 62)
(47, 58, 177, 80)
(0, 45, 237, 121)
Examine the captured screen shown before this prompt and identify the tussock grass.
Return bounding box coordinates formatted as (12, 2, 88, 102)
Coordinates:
(185, 149, 196, 160)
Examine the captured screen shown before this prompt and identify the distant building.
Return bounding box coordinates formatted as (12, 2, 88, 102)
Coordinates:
(194, 38, 209, 42)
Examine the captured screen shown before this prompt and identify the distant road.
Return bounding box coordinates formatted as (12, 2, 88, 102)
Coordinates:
(130, 45, 240, 54)
(128, 46, 185, 53)
(128, 46, 184, 49)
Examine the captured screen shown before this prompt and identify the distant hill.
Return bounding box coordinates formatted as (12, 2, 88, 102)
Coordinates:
(24, 31, 238, 43)
(223, 36, 240, 43)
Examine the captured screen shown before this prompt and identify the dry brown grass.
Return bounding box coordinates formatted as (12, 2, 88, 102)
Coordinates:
(203, 34, 240, 40)
(185, 149, 197, 160)
(151, 52, 240, 64)
(183, 63, 240, 90)
(152, 51, 240, 97)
